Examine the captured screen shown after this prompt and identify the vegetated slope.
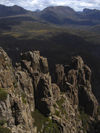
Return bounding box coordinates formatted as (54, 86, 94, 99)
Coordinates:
(0, 14, 100, 44)
(1, 4, 100, 44)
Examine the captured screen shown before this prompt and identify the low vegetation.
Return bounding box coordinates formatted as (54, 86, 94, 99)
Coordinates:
(31, 109, 61, 133)
(43, 119, 61, 133)
(79, 109, 90, 133)
(31, 109, 48, 132)
(0, 120, 6, 126)
(0, 126, 11, 133)
(55, 109, 60, 117)
(21, 92, 27, 104)
(57, 97, 66, 115)
(0, 88, 8, 101)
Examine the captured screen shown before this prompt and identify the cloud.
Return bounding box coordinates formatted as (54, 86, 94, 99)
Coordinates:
(0, 0, 100, 11)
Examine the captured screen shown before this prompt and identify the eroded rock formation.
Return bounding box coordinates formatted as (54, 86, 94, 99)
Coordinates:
(0, 47, 99, 133)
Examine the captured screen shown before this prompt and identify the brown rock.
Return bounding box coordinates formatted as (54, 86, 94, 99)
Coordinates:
(55, 64, 65, 88)
(71, 56, 84, 69)
(40, 56, 49, 73)
(0, 48, 99, 133)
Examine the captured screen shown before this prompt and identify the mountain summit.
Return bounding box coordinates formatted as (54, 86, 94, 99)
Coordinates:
(37, 6, 79, 24)
(0, 4, 27, 17)
(35, 6, 100, 25)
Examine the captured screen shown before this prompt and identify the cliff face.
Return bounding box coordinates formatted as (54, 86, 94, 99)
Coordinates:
(0, 48, 99, 133)
(0, 48, 35, 133)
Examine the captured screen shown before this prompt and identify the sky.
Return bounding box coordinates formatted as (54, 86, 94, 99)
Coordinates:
(0, 0, 100, 11)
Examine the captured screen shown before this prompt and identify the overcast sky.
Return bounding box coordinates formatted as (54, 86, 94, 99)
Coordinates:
(0, 0, 100, 11)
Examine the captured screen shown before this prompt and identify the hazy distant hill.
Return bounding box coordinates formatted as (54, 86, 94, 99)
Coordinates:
(82, 8, 100, 20)
(0, 4, 28, 17)
(35, 6, 100, 25)
(1, 5, 100, 26)
(37, 6, 78, 24)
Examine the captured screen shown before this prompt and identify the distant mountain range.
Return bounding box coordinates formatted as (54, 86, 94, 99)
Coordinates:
(0, 4, 100, 26)
(36, 6, 100, 25)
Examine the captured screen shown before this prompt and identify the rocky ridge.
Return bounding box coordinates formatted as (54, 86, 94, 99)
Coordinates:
(0, 47, 100, 133)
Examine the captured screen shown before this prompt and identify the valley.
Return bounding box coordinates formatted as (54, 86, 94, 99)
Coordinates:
(0, 4, 100, 133)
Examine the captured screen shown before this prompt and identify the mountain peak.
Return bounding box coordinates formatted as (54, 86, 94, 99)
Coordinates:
(38, 5, 77, 24)
(0, 4, 27, 17)
(83, 8, 100, 13)
(42, 6, 75, 13)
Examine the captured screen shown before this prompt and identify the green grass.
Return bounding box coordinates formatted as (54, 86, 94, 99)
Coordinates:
(56, 97, 68, 119)
(31, 109, 48, 132)
(21, 92, 27, 104)
(0, 88, 8, 101)
(55, 110, 60, 117)
(0, 120, 6, 126)
(56, 97, 65, 107)
(56, 97, 66, 114)
(0, 126, 11, 133)
(43, 119, 61, 133)
(31, 109, 61, 133)
(79, 110, 90, 133)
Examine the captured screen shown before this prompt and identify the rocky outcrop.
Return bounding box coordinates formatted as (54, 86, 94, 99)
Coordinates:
(64, 56, 98, 116)
(0, 48, 35, 133)
(0, 48, 99, 133)
(55, 56, 98, 115)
